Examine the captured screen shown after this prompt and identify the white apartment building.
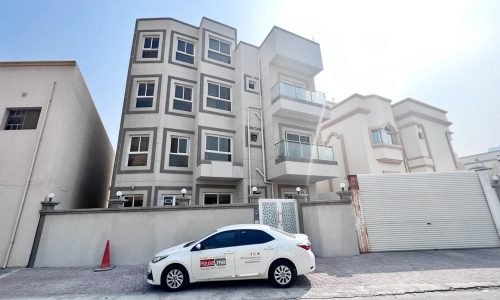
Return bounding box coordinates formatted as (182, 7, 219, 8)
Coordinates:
(318, 94, 458, 195)
(110, 17, 338, 207)
(0, 61, 114, 267)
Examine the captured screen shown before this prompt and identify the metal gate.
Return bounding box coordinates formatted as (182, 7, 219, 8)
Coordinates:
(258, 198, 299, 233)
(358, 171, 500, 252)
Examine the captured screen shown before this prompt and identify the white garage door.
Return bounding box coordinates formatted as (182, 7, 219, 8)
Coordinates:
(358, 171, 500, 252)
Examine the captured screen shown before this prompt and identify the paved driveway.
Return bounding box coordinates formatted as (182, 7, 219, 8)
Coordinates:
(1, 248, 500, 299)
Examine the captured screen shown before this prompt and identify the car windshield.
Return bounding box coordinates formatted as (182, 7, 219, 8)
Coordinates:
(270, 227, 295, 238)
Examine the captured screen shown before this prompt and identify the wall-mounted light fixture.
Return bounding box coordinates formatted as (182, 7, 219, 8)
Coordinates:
(339, 182, 346, 192)
(47, 193, 55, 202)
(116, 191, 123, 199)
(296, 187, 301, 194)
(181, 188, 187, 198)
(251, 186, 258, 194)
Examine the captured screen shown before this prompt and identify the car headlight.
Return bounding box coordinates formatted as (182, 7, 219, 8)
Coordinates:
(152, 255, 168, 263)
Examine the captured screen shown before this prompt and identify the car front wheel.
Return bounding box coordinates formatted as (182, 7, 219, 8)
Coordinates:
(161, 265, 188, 291)
(269, 261, 296, 288)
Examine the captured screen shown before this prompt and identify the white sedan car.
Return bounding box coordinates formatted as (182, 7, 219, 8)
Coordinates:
(147, 224, 315, 291)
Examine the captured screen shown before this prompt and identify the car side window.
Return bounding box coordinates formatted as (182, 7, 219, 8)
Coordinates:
(201, 230, 237, 250)
(237, 230, 275, 246)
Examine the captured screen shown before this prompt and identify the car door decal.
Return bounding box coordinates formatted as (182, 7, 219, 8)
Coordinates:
(200, 257, 226, 269)
(239, 252, 261, 264)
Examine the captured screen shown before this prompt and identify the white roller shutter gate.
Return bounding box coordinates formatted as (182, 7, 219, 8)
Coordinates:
(358, 171, 500, 252)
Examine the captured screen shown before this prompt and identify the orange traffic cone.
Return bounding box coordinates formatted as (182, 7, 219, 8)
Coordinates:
(94, 240, 115, 272)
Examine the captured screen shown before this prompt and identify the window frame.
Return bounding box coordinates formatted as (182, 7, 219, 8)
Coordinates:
(205, 134, 232, 162)
(127, 135, 150, 167)
(142, 35, 160, 59)
(135, 81, 155, 108)
(123, 194, 144, 208)
(4, 108, 41, 130)
(206, 81, 232, 112)
(203, 192, 232, 205)
(207, 36, 231, 64)
(285, 131, 311, 144)
(172, 84, 193, 112)
(168, 136, 190, 168)
(175, 38, 195, 64)
(371, 127, 396, 145)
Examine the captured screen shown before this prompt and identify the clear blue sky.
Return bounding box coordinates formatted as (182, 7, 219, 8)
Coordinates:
(1, 0, 499, 157)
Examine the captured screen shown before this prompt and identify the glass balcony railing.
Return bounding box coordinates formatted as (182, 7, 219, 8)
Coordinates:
(271, 82, 326, 106)
(276, 140, 334, 161)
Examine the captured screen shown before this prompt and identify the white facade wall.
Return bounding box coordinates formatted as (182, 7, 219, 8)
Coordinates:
(460, 150, 500, 173)
(0, 61, 114, 267)
(111, 17, 338, 207)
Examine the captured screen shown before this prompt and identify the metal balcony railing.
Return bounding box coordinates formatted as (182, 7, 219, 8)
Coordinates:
(271, 82, 326, 105)
(275, 140, 334, 161)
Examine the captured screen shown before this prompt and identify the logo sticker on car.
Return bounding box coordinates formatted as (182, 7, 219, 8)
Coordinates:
(200, 257, 226, 268)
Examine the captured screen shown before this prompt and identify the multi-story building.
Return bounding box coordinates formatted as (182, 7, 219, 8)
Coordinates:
(0, 61, 114, 267)
(318, 94, 458, 195)
(110, 17, 338, 207)
(460, 150, 500, 172)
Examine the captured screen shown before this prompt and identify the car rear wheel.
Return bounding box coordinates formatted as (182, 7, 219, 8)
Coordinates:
(269, 261, 296, 288)
(161, 265, 188, 291)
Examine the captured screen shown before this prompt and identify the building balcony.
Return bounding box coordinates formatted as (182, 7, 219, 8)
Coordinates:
(263, 27, 323, 76)
(268, 140, 338, 183)
(372, 144, 404, 165)
(196, 160, 243, 181)
(271, 82, 331, 122)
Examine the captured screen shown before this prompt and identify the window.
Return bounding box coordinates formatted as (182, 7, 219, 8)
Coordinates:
(250, 133, 258, 143)
(200, 230, 237, 250)
(204, 193, 231, 205)
(136, 82, 155, 108)
(4, 109, 41, 130)
(142, 36, 160, 58)
(208, 37, 231, 64)
(169, 136, 189, 167)
(176, 39, 194, 64)
(128, 136, 149, 166)
(162, 195, 176, 206)
(205, 135, 231, 161)
(207, 82, 231, 111)
(237, 230, 274, 246)
(286, 132, 310, 144)
(124, 195, 144, 207)
(417, 126, 424, 140)
(285, 132, 311, 159)
(371, 127, 395, 145)
(248, 80, 256, 90)
(173, 84, 193, 112)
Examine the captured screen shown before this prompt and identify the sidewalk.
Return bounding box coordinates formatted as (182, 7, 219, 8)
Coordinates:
(1, 248, 499, 299)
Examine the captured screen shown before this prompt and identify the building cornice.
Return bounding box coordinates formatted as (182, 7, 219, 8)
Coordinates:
(321, 107, 371, 129)
(331, 93, 392, 111)
(0, 61, 76, 67)
(394, 111, 452, 126)
(392, 97, 448, 113)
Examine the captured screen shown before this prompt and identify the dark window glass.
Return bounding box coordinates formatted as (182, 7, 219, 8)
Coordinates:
(219, 194, 231, 204)
(136, 98, 153, 108)
(220, 86, 230, 100)
(186, 42, 194, 54)
(184, 87, 192, 100)
(237, 230, 274, 246)
(169, 154, 188, 167)
(250, 133, 258, 142)
(140, 136, 149, 151)
(151, 37, 160, 49)
(201, 230, 237, 249)
(142, 50, 158, 58)
(138, 83, 146, 96)
(208, 38, 219, 51)
(204, 194, 218, 205)
(144, 37, 152, 48)
(207, 98, 231, 111)
(208, 83, 219, 97)
(205, 152, 231, 162)
(178, 138, 188, 153)
(300, 136, 310, 143)
(220, 42, 230, 55)
(130, 137, 140, 152)
(249, 81, 256, 90)
(206, 136, 219, 151)
(286, 133, 300, 142)
(176, 52, 194, 64)
(146, 83, 155, 96)
(175, 85, 183, 99)
(219, 138, 230, 152)
(177, 39, 185, 51)
(128, 154, 147, 166)
(173, 100, 192, 112)
(170, 137, 179, 153)
(163, 196, 174, 206)
(208, 51, 230, 64)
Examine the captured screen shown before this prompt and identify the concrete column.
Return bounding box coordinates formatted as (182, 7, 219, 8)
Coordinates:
(40, 201, 60, 211)
(107, 198, 127, 208)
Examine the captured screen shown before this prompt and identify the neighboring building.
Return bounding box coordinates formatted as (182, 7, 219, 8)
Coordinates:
(110, 17, 338, 207)
(0, 61, 114, 267)
(318, 94, 458, 195)
(460, 150, 500, 173)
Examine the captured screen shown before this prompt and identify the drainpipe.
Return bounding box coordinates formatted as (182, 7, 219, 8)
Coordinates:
(254, 58, 274, 198)
(3, 82, 57, 269)
(247, 106, 253, 199)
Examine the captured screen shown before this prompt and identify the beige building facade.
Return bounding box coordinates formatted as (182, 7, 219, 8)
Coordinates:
(0, 61, 114, 267)
(110, 17, 338, 207)
(318, 94, 458, 196)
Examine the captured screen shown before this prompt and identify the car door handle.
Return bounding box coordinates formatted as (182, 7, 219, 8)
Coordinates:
(264, 246, 275, 250)
(224, 251, 234, 254)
